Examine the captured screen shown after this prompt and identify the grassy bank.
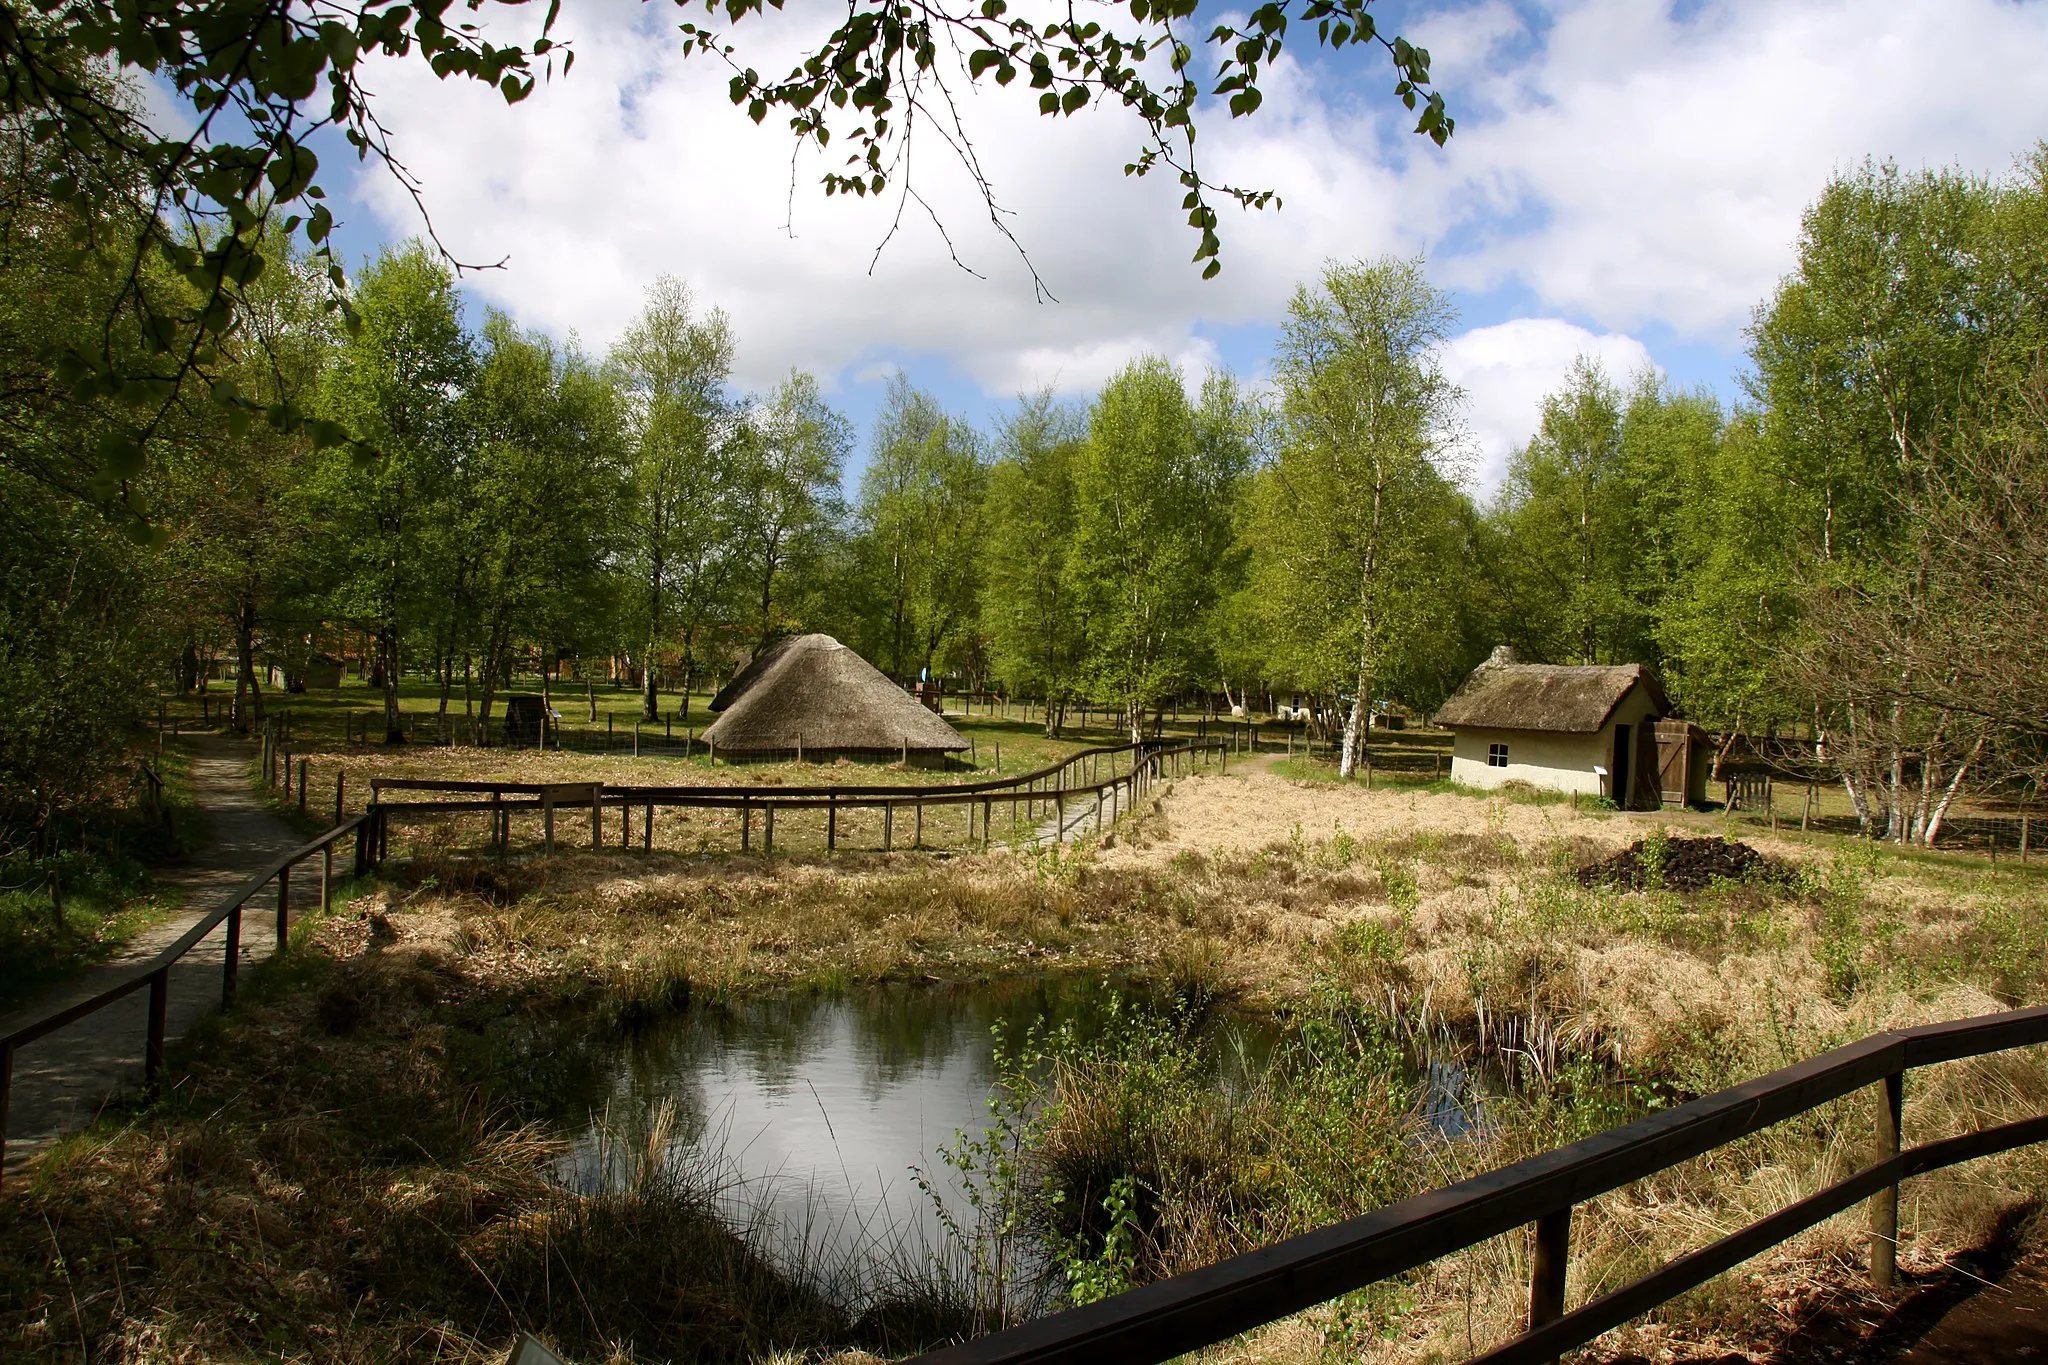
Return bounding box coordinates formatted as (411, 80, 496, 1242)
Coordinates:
(5, 769, 2048, 1361)
(0, 748, 205, 1012)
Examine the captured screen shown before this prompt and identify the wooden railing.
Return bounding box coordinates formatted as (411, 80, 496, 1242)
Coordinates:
(0, 813, 373, 1188)
(355, 739, 1230, 862)
(907, 1004, 2048, 1365)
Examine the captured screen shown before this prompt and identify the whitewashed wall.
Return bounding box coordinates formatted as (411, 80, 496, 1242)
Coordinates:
(1447, 687, 1663, 801)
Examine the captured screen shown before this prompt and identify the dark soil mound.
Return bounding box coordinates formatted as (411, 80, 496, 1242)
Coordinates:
(1578, 835, 1796, 892)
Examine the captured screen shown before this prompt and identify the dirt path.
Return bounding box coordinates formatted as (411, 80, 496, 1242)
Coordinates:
(1, 734, 304, 1176)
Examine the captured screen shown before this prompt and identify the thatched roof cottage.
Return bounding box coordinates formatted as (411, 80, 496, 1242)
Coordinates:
(1434, 646, 1704, 808)
(700, 634, 970, 766)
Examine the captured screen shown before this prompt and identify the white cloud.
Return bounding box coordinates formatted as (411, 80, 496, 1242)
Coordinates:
(1417, 0, 2048, 337)
(1436, 320, 1658, 494)
(335, 0, 2048, 450)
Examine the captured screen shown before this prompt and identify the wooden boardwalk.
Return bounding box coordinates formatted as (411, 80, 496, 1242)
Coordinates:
(0, 736, 300, 1175)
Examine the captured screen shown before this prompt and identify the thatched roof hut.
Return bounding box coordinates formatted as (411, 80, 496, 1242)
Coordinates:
(1433, 646, 1685, 809)
(699, 634, 969, 764)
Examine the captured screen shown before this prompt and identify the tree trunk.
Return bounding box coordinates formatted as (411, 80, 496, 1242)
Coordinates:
(233, 598, 263, 735)
(641, 644, 660, 722)
(1885, 705, 1907, 842)
(1922, 733, 1986, 848)
(380, 627, 403, 743)
(1339, 688, 1371, 780)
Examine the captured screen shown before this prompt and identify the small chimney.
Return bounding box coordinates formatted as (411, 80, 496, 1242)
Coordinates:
(1486, 644, 1518, 667)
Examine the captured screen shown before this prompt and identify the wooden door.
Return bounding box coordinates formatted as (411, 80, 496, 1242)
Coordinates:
(1654, 721, 1689, 807)
(1612, 723, 1632, 808)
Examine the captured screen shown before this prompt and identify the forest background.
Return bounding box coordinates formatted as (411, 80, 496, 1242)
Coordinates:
(7, 80, 2048, 852)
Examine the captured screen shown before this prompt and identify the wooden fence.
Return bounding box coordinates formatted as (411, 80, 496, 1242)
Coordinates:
(354, 739, 1229, 865)
(0, 813, 373, 1188)
(906, 1003, 2048, 1365)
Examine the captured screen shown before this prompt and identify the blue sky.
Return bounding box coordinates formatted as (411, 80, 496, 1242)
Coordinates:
(301, 0, 2048, 493)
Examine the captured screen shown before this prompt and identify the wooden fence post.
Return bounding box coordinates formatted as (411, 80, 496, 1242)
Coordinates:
(764, 805, 775, 853)
(145, 971, 167, 1086)
(827, 796, 837, 851)
(543, 788, 556, 855)
(321, 843, 333, 914)
(1871, 1070, 1904, 1289)
(276, 866, 291, 949)
(0, 1040, 12, 1190)
(298, 757, 308, 813)
(884, 801, 894, 852)
(590, 784, 602, 850)
(1529, 1206, 1572, 1340)
(741, 798, 752, 851)
(222, 903, 241, 1006)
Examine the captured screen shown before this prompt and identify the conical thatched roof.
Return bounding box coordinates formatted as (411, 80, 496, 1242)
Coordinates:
(708, 636, 803, 712)
(699, 634, 968, 754)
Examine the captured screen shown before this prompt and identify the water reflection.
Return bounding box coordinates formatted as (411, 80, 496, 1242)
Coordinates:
(558, 978, 1273, 1264)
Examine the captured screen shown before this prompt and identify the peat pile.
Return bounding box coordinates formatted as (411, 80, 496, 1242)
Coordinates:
(1578, 835, 1795, 892)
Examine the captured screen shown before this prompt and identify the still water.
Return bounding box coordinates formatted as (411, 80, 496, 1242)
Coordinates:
(556, 978, 1277, 1264)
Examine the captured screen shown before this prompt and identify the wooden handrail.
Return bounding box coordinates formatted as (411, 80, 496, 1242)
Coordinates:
(367, 740, 1175, 803)
(358, 741, 1224, 858)
(902, 1003, 2048, 1365)
(0, 813, 371, 1188)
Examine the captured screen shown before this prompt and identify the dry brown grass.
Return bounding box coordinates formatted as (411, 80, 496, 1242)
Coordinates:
(8, 764, 2048, 1363)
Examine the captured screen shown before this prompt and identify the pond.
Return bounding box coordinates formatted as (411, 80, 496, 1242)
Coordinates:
(554, 977, 1492, 1281)
(555, 978, 1279, 1266)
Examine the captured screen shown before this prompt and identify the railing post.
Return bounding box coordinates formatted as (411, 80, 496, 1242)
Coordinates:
(590, 783, 602, 850)
(543, 788, 556, 855)
(321, 843, 333, 913)
(146, 968, 167, 1087)
(915, 796, 924, 848)
(764, 804, 775, 853)
(1529, 1205, 1572, 1341)
(222, 904, 241, 1006)
(0, 1039, 12, 1192)
(1872, 1070, 1904, 1288)
(741, 797, 752, 852)
(884, 801, 894, 851)
(276, 866, 291, 951)
(827, 796, 837, 851)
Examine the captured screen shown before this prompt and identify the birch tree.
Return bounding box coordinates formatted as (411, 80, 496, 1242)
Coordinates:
(735, 371, 850, 648)
(612, 277, 738, 719)
(1250, 258, 1462, 777)
(853, 376, 986, 680)
(981, 391, 1088, 733)
(313, 242, 472, 743)
(1069, 357, 1244, 739)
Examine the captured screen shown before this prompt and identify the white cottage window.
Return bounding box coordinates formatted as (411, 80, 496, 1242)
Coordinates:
(1487, 743, 1509, 767)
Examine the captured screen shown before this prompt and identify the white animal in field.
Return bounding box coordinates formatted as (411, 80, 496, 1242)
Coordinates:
(1231, 705, 1246, 718)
